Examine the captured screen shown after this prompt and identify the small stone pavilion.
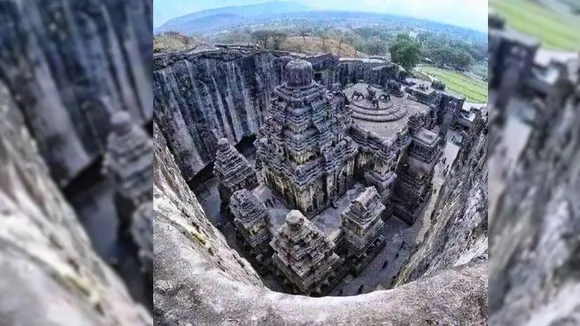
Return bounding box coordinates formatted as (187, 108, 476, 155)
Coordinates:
(104, 111, 153, 240)
(214, 137, 258, 215)
(229, 189, 271, 272)
(217, 58, 458, 295)
(339, 186, 387, 275)
(270, 210, 343, 296)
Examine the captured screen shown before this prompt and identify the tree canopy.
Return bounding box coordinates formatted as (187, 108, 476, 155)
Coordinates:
(389, 34, 422, 72)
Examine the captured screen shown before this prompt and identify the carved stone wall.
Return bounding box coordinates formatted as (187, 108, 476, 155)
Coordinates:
(153, 49, 408, 182)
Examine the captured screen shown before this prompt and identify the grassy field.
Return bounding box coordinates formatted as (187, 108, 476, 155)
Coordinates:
(490, 0, 580, 50)
(416, 66, 488, 103)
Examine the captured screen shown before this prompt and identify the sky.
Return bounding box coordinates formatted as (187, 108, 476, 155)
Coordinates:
(153, 0, 488, 32)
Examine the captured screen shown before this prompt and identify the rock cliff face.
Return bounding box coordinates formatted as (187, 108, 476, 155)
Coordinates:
(0, 84, 151, 325)
(397, 132, 488, 286)
(153, 120, 488, 325)
(0, 0, 152, 185)
(489, 79, 580, 325)
(153, 50, 286, 182)
(153, 49, 403, 183)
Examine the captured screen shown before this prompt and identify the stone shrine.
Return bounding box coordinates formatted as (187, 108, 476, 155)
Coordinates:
(214, 138, 259, 215)
(270, 210, 344, 296)
(219, 58, 452, 295)
(392, 113, 442, 224)
(339, 186, 387, 274)
(229, 189, 272, 272)
(255, 59, 358, 217)
(103, 111, 154, 241)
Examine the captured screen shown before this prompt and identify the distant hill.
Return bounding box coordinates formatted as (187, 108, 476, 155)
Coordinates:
(156, 1, 312, 34)
(156, 7, 486, 45)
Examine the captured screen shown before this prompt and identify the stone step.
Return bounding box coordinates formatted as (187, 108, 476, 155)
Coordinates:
(351, 106, 405, 116)
(352, 110, 408, 122)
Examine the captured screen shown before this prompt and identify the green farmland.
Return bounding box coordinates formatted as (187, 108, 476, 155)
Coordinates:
(490, 0, 580, 51)
(416, 66, 488, 103)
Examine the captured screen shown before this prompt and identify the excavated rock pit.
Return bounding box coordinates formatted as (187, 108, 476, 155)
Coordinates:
(153, 118, 488, 325)
(153, 47, 488, 324)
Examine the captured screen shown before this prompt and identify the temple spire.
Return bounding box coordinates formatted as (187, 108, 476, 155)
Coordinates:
(270, 210, 343, 296)
(103, 110, 153, 240)
(214, 138, 258, 212)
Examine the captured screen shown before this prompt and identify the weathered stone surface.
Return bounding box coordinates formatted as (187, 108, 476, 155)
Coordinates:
(214, 137, 258, 210)
(397, 129, 487, 285)
(153, 50, 407, 183)
(0, 84, 151, 325)
(131, 201, 153, 275)
(255, 59, 358, 216)
(270, 210, 343, 295)
(489, 62, 580, 325)
(153, 118, 487, 325)
(0, 0, 153, 185)
(153, 50, 285, 182)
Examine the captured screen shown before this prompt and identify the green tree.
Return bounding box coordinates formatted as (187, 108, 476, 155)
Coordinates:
(454, 51, 473, 68)
(298, 26, 312, 44)
(389, 33, 422, 72)
(252, 30, 271, 48)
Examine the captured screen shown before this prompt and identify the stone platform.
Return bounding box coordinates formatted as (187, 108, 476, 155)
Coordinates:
(252, 183, 366, 243)
(344, 83, 409, 122)
(344, 83, 431, 140)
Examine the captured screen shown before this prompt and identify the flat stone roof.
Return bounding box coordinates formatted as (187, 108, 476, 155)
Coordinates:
(409, 83, 437, 96)
(344, 83, 431, 140)
(414, 128, 439, 147)
(252, 183, 367, 242)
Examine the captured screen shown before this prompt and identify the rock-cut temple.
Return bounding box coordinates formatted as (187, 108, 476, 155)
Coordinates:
(213, 58, 470, 296)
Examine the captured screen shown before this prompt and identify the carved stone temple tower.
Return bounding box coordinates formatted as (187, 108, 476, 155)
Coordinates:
(270, 210, 343, 296)
(229, 189, 272, 272)
(104, 110, 154, 240)
(214, 138, 258, 213)
(392, 113, 442, 225)
(255, 59, 358, 217)
(339, 186, 387, 274)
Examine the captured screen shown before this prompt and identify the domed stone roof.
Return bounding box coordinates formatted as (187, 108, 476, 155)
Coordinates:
(285, 59, 314, 87)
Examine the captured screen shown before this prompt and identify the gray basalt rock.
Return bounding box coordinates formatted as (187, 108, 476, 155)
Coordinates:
(153, 50, 286, 182)
(153, 49, 404, 183)
(0, 84, 152, 325)
(153, 119, 487, 325)
(489, 62, 580, 325)
(397, 129, 488, 285)
(0, 0, 152, 185)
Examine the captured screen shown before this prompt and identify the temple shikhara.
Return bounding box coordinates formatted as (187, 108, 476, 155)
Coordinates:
(211, 58, 481, 296)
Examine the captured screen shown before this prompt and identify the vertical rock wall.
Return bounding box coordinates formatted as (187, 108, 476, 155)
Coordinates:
(489, 74, 580, 325)
(0, 84, 151, 326)
(0, 0, 153, 185)
(396, 132, 488, 285)
(153, 50, 285, 182)
(153, 49, 406, 183)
